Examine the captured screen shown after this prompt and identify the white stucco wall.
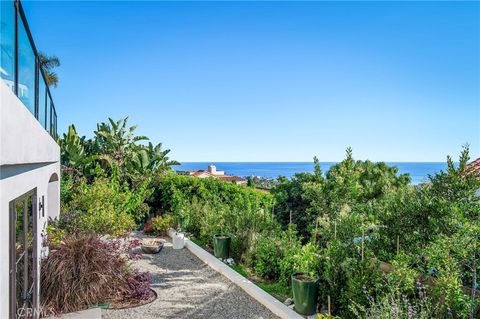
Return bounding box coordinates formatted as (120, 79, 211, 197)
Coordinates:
(0, 80, 59, 165)
(0, 79, 60, 318)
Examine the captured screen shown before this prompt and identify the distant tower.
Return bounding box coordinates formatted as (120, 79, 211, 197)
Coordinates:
(208, 165, 217, 175)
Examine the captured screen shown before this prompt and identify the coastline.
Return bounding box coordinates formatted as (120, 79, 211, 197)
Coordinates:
(173, 162, 448, 185)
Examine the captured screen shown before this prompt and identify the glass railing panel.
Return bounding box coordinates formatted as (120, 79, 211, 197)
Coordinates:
(53, 109, 57, 139)
(50, 105, 55, 137)
(17, 11, 36, 115)
(46, 94, 51, 134)
(38, 72, 47, 128)
(0, 0, 16, 92)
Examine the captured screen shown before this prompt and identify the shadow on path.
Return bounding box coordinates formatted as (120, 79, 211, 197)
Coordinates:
(103, 237, 278, 319)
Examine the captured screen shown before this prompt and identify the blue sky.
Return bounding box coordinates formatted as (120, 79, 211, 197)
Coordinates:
(23, 1, 479, 162)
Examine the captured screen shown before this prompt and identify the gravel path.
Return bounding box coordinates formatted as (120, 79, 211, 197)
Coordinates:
(102, 237, 279, 319)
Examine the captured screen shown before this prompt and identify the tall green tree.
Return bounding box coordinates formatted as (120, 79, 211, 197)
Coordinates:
(272, 148, 411, 240)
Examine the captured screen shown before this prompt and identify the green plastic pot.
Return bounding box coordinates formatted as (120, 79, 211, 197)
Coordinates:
(213, 234, 231, 259)
(291, 272, 319, 316)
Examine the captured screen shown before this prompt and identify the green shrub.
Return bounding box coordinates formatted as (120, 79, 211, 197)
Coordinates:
(278, 224, 302, 285)
(292, 242, 320, 279)
(154, 173, 275, 259)
(252, 234, 283, 280)
(272, 149, 411, 240)
(65, 178, 136, 236)
(46, 222, 65, 246)
(151, 214, 175, 236)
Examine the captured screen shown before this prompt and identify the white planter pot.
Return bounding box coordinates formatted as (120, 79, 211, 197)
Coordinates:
(173, 232, 185, 249)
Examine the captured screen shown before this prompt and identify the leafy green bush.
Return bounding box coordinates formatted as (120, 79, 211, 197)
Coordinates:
(151, 214, 175, 236)
(415, 228, 478, 318)
(270, 146, 479, 317)
(292, 242, 320, 279)
(244, 224, 302, 284)
(63, 178, 137, 236)
(278, 224, 302, 284)
(154, 173, 275, 259)
(58, 117, 175, 236)
(251, 234, 283, 280)
(272, 150, 411, 240)
(45, 222, 66, 246)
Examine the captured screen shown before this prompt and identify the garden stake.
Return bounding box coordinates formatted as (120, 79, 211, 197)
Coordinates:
(396, 235, 400, 255)
(470, 249, 476, 319)
(361, 229, 365, 262)
(328, 295, 331, 315)
(313, 217, 319, 244)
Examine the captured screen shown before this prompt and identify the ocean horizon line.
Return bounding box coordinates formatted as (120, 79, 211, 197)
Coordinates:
(173, 162, 451, 184)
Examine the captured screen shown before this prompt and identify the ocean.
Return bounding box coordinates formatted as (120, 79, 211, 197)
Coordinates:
(173, 162, 448, 185)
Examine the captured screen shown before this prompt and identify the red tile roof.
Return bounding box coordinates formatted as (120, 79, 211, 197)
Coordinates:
(176, 168, 246, 183)
(466, 157, 480, 178)
(192, 171, 214, 177)
(216, 175, 247, 182)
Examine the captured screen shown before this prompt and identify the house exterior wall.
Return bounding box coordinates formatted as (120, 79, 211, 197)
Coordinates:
(0, 80, 60, 318)
(0, 81, 59, 165)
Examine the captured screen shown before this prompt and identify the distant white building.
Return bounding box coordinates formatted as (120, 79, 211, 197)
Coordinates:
(177, 165, 247, 185)
(0, 1, 60, 318)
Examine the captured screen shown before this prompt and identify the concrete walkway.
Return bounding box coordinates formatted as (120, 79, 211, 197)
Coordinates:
(102, 238, 279, 319)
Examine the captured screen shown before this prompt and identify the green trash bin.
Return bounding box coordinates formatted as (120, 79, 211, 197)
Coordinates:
(291, 272, 319, 316)
(213, 234, 231, 259)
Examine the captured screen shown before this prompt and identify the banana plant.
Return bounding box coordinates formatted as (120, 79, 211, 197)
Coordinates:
(127, 142, 180, 175)
(59, 125, 98, 177)
(94, 117, 149, 168)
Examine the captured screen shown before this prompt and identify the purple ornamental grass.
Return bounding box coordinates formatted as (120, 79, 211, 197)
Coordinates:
(40, 235, 151, 316)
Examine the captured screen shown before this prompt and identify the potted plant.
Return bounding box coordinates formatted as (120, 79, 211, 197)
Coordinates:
(213, 233, 231, 259)
(212, 215, 231, 259)
(141, 239, 164, 254)
(291, 243, 320, 316)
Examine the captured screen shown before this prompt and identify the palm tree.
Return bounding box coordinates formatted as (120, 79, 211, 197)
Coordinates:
(38, 52, 60, 87)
